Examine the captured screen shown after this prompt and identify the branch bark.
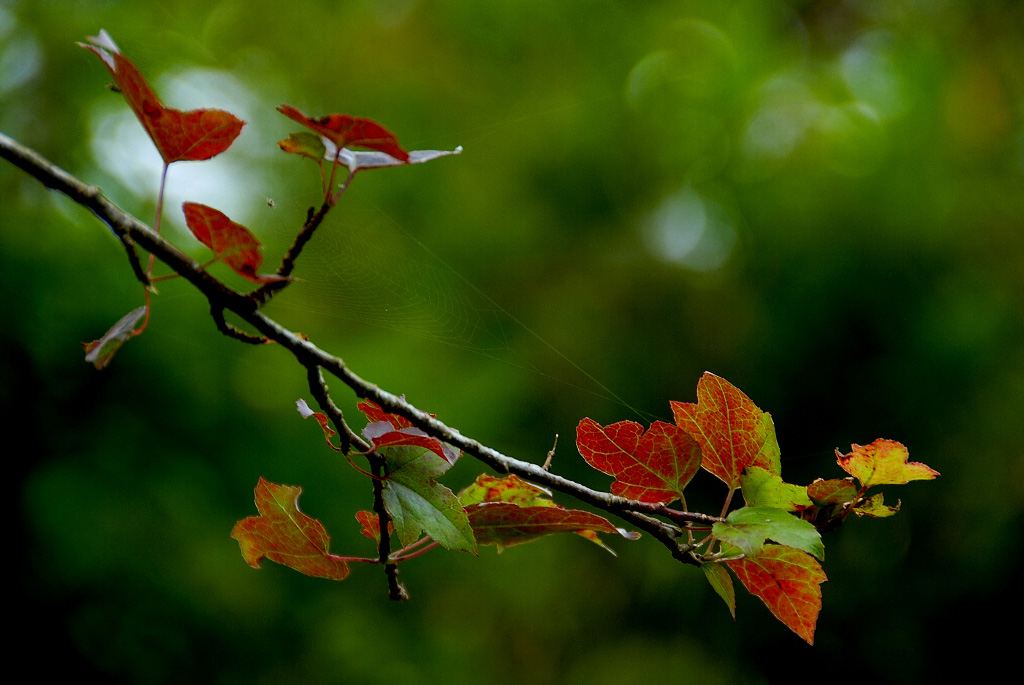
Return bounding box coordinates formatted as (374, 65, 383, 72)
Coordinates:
(1, 130, 720, 570)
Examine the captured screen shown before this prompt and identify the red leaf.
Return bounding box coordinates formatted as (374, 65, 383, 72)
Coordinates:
(671, 372, 781, 489)
(356, 399, 459, 464)
(356, 398, 413, 430)
(836, 439, 939, 489)
(296, 398, 343, 451)
(278, 104, 409, 162)
(182, 202, 284, 283)
(727, 545, 826, 645)
(355, 510, 392, 543)
(575, 418, 701, 503)
(231, 478, 350, 580)
(80, 30, 244, 164)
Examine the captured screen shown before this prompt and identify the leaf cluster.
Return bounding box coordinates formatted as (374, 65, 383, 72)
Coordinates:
(21, 30, 939, 646)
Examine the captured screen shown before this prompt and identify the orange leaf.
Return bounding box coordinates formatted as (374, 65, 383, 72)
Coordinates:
(278, 104, 409, 162)
(355, 510, 392, 543)
(182, 202, 284, 283)
(231, 478, 350, 580)
(727, 545, 826, 645)
(671, 372, 781, 488)
(836, 439, 939, 489)
(80, 30, 244, 164)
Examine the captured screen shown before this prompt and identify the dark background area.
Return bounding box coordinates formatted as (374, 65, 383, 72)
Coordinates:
(2, 1, 1021, 682)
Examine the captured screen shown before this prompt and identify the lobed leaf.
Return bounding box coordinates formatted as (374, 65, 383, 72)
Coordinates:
(231, 478, 350, 580)
(278, 105, 409, 162)
(575, 418, 701, 504)
(852, 493, 900, 518)
(80, 30, 244, 164)
(182, 202, 285, 283)
(465, 502, 639, 552)
(836, 439, 939, 489)
(671, 373, 781, 489)
(806, 477, 858, 506)
(380, 445, 476, 553)
(355, 510, 391, 543)
(357, 399, 459, 464)
(740, 466, 813, 512)
(713, 506, 824, 560)
(458, 473, 553, 507)
(458, 474, 640, 553)
(727, 545, 826, 645)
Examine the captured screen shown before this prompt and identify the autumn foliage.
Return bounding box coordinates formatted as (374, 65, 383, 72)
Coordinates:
(71, 30, 940, 645)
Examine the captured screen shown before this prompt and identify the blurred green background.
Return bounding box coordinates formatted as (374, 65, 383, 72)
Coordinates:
(2, 0, 1021, 682)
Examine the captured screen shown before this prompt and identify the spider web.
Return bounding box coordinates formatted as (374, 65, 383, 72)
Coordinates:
(263, 199, 647, 418)
(273, 210, 513, 355)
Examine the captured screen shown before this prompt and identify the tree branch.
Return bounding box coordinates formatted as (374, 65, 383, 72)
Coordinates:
(1, 130, 718, 569)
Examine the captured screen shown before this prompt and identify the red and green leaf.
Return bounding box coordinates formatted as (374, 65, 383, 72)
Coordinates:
(671, 372, 781, 489)
(278, 131, 327, 160)
(727, 545, 827, 645)
(464, 502, 639, 552)
(80, 30, 244, 164)
(836, 439, 939, 489)
(458, 474, 640, 553)
(458, 473, 553, 507)
(231, 478, 350, 580)
(807, 477, 859, 506)
(82, 306, 146, 369)
(182, 202, 285, 283)
(278, 104, 409, 162)
(575, 418, 701, 504)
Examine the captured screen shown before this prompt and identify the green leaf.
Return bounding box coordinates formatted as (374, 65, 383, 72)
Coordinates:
(277, 131, 327, 160)
(702, 561, 736, 618)
(381, 445, 476, 554)
(713, 506, 824, 560)
(740, 466, 813, 512)
(852, 492, 900, 518)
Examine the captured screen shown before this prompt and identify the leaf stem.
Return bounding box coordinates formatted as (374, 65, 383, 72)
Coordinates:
(390, 541, 441, 563)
